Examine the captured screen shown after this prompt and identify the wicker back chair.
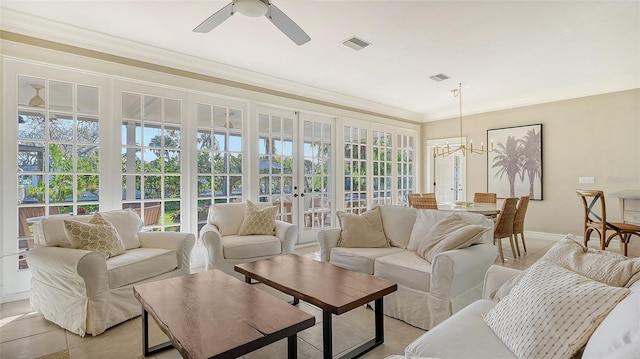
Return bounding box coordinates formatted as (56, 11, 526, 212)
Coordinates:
(576, 189, 640, 256)
(513, 196, 530, 254)
(408, 193, 438, 209)
(474, 192, 497, 203)
(494, 197, 519, 263)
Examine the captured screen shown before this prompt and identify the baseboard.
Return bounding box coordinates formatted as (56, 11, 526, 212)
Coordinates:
(523, 231, 571, 241)
(3, 290, 30, 303)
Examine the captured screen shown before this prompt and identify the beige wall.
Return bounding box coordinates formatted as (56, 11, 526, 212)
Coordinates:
(422, 89, 640, 236)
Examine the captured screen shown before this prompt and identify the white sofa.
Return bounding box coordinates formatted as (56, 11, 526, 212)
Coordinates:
(27, 209, 195, 337)
(317, 205, 497, 330)
(199, 201, 297, 278)
(393, 264, 640, 359)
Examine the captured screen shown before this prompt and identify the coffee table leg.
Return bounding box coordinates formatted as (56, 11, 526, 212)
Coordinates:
(375, 298, 384, 342)
(323, 311, 332, 359)
(287, 334, 297, 359)
(142, 308, 150, 356)
(142, 308, 173, 356)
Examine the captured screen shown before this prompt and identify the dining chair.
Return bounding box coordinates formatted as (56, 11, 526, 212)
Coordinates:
(576, 189, 640, 256)
(408, 193, 438, 209)
(474, 192, 497, 203)
(493, 197, 519, 263)
(513, 196, 530, 255)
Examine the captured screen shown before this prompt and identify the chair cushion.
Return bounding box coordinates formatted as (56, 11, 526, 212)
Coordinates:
(375, 205, 417, 248)
(238, 200, 277, 235)
(221, 235, 282, 259)
(100, 209, 143, 249)
(106, 248, 177, 288)
(374, 251, 431, 292)
(483, 260, 630, 359)
(330, 247, 404, 274)
(336, 206, 389, 248)
(208, 202, 246, 236)
(64, 213, 126, 259)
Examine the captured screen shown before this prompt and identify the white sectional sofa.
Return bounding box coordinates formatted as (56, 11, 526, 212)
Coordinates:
(317, 205, 497, 330)
(392, 236, 640, 359)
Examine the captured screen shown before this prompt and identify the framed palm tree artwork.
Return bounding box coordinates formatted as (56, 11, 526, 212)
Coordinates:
(487, 124, 542, 200)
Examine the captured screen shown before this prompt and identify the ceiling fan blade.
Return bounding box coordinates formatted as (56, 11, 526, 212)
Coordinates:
(193, 3, 234, 33)
(266, 3, 310, 45)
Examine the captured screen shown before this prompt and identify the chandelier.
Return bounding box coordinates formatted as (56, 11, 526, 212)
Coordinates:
(434, 83, 493, 157)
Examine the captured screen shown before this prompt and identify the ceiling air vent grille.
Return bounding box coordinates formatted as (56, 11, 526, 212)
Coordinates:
(430, 73, 450, 82)
(342, 37, 371, 51)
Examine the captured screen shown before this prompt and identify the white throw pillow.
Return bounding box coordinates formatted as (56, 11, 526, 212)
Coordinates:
(336, 206, 389, 248)
(374, 204, 417, 248)
(582, 281, 640, 359)
(407, 209, 440, 251)
(542, 234, 640, 287)
(483, 260, 630, 359)
(238, 200, 277, 236)
(416, 213, 490, 262)
(64, 212, 126, 259)
(100, 208, 143, 249)
(207, 202, 247, 236)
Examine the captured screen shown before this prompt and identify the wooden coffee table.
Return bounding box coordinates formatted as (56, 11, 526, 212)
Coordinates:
(235, 254, 397, 359)
(133, 269, 315, 359)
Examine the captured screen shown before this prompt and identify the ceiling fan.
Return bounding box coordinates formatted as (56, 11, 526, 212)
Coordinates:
(193, 0, 311, 45)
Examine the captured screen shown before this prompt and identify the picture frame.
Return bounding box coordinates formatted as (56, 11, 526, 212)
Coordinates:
(487, 124, 542, 200)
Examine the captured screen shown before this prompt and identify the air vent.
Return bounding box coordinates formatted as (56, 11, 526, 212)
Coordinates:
(430, 73, 450, 82)
(342, 36, 372, 51)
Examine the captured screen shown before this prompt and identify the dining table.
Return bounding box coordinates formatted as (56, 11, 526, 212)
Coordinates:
(437, 202, 500, 217)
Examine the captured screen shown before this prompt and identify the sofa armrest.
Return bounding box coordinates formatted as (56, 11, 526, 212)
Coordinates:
(430, 242, 497, 302)
(275, 220, 298, 254)
(138, 231, 196, 271)
(27, 246, 108, 296)
(482, 265, 522, 299)
(199, 223, 223, 270)
(317, 227, 341, 262)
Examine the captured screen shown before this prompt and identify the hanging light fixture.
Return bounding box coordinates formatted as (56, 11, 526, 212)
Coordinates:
(28, 84, 45, 107)
(434, 83, 493, 157)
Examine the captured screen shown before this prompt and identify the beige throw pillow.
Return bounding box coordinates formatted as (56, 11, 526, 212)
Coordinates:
(542, 234, 640, 287)
(336, 206, 389, 248)
(483, 260, 630, 359)
(238, 200, 277, 236)
(64, 212, 126, 259)
(416, 213, 490, 262)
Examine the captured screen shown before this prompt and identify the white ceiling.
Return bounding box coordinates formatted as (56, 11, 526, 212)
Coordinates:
(1, 1, 638, 122)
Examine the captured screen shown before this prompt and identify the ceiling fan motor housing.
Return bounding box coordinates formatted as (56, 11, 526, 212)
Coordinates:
(234, 0, 269, 17)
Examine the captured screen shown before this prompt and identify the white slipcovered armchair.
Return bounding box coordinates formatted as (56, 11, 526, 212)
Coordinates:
(199, 201, 298, 278)
(27, 209, 195, 336)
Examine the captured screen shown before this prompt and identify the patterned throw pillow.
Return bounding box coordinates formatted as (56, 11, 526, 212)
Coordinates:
(416, 213, 490, 262)
(542, 234, 640, 287)
(336, 206, 389, 248)
(238, 200, 277, 236)
(64, 212, 126, 259)
(483, 260, 630, 359)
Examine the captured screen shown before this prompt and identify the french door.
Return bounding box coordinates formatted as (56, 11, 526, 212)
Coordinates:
(427, 138, 467, 203)
(256, 107, 334, 244)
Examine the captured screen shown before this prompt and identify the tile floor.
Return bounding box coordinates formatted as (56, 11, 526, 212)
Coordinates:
(0, 234, 604, 359)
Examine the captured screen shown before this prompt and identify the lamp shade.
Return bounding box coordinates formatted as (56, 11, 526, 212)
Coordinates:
(235, 0, 268, 17)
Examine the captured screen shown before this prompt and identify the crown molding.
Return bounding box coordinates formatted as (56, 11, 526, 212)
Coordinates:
(0, 8, 423, 123)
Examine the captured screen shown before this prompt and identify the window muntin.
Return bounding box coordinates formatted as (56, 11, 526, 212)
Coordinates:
(397, 133, 415, 206)
(372, 130, 393, 205)
(121, 92, 182, 231)
(17, 76, 100, 270)
(196, 103, 244, 231)
(343, 126, 368, 214)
